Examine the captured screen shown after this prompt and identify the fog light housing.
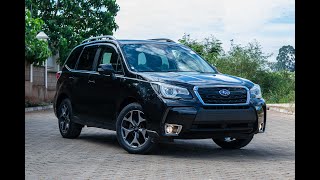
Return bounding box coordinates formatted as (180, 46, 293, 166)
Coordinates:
(164, 124, 182, 135)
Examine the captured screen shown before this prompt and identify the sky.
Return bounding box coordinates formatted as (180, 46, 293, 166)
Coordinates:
(113, 0, 294, 62)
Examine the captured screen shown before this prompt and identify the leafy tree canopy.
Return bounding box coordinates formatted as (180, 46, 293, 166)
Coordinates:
(179, 34, 223, 60)
(25, 8, 51, 65)
(272, 45, 295, 72)
(25, 0, 120, 65)
(221, 40, 271, 79)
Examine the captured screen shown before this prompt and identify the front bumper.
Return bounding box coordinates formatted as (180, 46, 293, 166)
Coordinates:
(145, 97, 266, 139)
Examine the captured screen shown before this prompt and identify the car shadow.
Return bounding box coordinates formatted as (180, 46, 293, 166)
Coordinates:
(77, 132, 294, 161)
(78, 132, 120, 146)
(153, 140, 293, 161)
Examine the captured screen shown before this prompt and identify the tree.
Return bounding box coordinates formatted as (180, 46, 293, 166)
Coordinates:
(178, 34, 223, 64)
(273, 45, 295, 72)
(25, 8, 51, 65)
(218, 40, 271, 80)
(25, 0, 120, 65)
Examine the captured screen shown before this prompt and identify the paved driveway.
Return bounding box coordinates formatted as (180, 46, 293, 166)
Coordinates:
(25, 109, 294, 179)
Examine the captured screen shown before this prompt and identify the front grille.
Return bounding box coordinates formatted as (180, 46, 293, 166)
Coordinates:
(196, 86, 248, 105)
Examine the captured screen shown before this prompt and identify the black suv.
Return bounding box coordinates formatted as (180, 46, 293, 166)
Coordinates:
(53, 36, 266, 154)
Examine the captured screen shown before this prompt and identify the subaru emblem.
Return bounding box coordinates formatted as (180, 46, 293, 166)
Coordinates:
(219, 89, 230, 96)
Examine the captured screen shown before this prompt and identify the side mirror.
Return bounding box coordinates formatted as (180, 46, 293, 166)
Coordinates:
(98, 64, 115, 76)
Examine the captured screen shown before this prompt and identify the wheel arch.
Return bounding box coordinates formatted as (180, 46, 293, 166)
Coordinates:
(117, 96, 140, 115)
(55, 93, 70, 114)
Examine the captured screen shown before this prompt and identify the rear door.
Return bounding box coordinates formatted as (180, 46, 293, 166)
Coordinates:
(71, 44, 100, 122)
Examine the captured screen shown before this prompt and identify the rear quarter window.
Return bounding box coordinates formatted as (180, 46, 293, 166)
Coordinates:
(76, 46, 98, 71)
(65, 46, 83, 69)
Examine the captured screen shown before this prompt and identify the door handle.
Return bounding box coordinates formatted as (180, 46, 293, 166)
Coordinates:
(88, 80, 95, 84)
(69, 76, 75, 80)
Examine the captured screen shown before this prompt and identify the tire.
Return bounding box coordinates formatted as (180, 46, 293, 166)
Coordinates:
(116, 103, 156, 154)
(57, 98, 82, 139)
(213, 135, 254, 149)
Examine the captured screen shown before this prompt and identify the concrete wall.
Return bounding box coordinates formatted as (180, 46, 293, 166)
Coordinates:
(25, 62, 30, 81)
(47, 72, 57, 90)
(25, 81, 56, 103)
(33, 66, 45, 86)
(25, 61, 57, 103)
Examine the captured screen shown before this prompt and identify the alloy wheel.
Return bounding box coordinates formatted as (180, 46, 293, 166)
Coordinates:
(224, 137, 237, 142)
(121, 110, 148, 148)
(59, 104, 70, 133)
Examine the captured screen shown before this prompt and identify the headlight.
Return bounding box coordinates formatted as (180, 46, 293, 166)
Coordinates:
(151, 82, 192, 99)
(250, 84, 262, 99)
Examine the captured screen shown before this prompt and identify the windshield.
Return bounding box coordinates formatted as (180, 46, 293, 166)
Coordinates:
(121, 43, 216, 73)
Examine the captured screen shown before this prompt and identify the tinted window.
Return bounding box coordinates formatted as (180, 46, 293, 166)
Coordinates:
(121, 44, 216, 73)
(97, 45, 123, 74)
(65, 46, 83, 69)
(76, 46, 98, 71)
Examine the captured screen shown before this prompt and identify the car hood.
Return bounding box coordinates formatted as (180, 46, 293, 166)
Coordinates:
(136, 72, 254, 89)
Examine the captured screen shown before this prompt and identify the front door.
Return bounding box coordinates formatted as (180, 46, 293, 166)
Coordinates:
(87, 44, 125, 129)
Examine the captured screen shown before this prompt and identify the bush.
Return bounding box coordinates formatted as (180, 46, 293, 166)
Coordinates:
(255, 71, 295, 103)
(25, 96, 51, 107)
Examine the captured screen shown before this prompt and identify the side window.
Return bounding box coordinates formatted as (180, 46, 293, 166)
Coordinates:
(76, 46, 98, 71)
(102, 53, 112, 64)
(65, 46, 83, 69)
(97, 45, 123, 74)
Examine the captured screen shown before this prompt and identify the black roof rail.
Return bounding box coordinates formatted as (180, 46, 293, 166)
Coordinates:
(82, 35, 117, 44)
(148, 38, 175, 43)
